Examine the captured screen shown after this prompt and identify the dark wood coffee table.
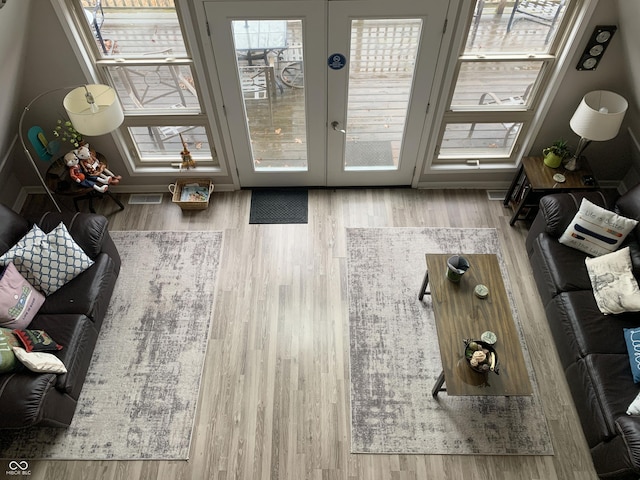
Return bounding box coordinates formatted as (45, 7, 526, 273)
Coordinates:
(419, 254, 532, 397)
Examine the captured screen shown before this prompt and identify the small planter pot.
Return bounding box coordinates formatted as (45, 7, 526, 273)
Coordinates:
(542, 149, 563, 168)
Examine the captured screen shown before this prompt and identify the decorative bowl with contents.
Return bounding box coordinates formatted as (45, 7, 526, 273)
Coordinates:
(463, 339, 499, 374)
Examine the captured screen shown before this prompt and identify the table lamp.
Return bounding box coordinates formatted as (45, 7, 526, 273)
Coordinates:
(565, 90, 628, 171)
(19, 84, 124, 212)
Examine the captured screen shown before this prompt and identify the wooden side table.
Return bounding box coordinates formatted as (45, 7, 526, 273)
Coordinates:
(504, 156, 597, 225)
(45, 153, 125, 214)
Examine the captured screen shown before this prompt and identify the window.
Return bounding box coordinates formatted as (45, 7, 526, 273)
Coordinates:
(433, 0, 573, 167)
(69, 0, 218, 169)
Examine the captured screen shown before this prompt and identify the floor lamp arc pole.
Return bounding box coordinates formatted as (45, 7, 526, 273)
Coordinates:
(18, 87, 75, 213)
(18, 84, 125, 214)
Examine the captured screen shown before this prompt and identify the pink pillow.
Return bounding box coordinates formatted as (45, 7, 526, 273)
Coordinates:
(0, 263, 45, 330)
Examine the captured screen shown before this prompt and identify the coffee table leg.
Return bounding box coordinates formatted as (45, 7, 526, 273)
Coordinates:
(432, 371, 446, 397)
(419, 269, 430, 300)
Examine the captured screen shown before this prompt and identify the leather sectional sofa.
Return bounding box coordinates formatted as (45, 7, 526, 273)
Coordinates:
(0, 203, 120, 428)
(526, 185, 640, 479)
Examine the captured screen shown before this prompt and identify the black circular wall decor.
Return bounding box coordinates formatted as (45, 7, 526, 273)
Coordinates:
(576, 25, 617, 71)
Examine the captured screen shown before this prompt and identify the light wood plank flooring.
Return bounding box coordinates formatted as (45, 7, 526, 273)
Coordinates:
(16, 189, 598, 480)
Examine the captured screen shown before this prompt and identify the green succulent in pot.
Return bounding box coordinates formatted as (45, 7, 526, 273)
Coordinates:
(542, 139, 570, 168)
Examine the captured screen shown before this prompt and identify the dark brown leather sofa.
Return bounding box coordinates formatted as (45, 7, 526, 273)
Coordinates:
(526, 185, 640, 479)
(0, 203, 120, 428)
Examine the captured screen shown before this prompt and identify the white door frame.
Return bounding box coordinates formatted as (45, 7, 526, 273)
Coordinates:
(205, 1, 327, 187)
(326, 0, 449, 186)
(203, 0, 450, 188)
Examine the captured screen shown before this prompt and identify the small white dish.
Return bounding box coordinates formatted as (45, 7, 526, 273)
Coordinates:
(553, 173, 566, 183)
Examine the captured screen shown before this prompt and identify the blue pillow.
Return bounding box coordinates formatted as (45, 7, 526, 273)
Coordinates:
(624, 328, 640, 383)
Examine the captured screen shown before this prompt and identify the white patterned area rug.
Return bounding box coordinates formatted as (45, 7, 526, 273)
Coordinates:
(0, 231, 223, 460)
(347, 227, 553, 455)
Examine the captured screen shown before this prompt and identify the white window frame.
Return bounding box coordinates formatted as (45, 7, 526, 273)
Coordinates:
(423, 0, 597, 173)
(51, 0, 227, 176)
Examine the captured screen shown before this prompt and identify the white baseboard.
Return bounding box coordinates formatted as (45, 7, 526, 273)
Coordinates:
(12, 188, 30, 212)
(16, 182, 238, 211)
(416, 181, 513, 190)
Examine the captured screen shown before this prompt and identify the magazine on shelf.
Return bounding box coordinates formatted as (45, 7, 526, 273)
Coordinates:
(180, 184, 209, 202)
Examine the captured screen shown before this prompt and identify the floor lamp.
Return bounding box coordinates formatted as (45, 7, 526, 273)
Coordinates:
(18, 84, 124, 212)
(565, 90, 628, 171)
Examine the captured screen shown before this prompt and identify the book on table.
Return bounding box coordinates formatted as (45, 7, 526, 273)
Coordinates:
(180, 184, 209, 202)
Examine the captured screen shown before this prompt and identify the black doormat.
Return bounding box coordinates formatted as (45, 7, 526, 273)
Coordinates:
(249, 188, 308, 224)
(345, 141, 394, 167)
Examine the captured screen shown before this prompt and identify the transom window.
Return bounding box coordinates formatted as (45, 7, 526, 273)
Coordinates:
(434, 0, 574, 167)
(70, 0, 218, 168)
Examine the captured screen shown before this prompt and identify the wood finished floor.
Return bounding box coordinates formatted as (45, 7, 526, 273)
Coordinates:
(16, 189, 598, 480)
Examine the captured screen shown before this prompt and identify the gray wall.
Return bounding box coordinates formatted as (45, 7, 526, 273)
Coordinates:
(0, 0, 31, 209)
(531, 0, 637, 184)
(9, 0, 142, 206)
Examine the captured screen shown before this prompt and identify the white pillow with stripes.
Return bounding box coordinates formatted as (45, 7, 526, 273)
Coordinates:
(559, 198, 638, 256)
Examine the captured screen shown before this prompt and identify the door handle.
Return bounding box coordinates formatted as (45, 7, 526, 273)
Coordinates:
(331, 121, 346, 134)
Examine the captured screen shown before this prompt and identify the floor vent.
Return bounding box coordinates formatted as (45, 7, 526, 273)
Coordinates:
(128, 194, 164, 205)
(486, 190, 507, 201)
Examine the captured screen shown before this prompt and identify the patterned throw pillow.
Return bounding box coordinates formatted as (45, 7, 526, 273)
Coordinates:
(627, 391, 640, 415)
(0, 222, 94, 295)
(624, 327, 640, 383)
(12, 329, 63, 352)
(585, 247, 640, 314)
(0, 263, 45, 329)
(0, 329, 21, 373)
(559, 198, 638, 257)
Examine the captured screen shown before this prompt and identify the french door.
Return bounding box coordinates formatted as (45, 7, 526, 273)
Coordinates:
(204, 0, 448, 187)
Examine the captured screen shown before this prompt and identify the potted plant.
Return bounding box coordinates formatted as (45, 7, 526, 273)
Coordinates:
(542, 139, 570, 168)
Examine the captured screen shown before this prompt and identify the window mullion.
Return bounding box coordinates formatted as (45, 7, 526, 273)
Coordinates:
(429, 0, 573, 168)
(67, 0, 219, 170)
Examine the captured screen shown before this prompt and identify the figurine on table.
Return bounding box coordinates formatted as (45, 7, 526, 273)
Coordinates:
(74, 144, 122, 185)
(179, 133, 196, 170)
(64, 152, 108, 193)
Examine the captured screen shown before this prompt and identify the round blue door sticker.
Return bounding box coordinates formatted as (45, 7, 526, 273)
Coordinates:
(328, 53, 346, 70)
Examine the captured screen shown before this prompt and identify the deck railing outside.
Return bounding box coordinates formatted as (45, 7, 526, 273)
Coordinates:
(77, 0, 564, 166)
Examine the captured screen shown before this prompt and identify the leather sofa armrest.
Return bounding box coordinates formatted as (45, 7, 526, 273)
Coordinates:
(538, 191, 618, 238)
(616, 183, 640, 221)
(616, 416, 640, 473)
(525, 190, 618, 256)
(0, 372, 58, 428)
(34, 211, 110, 259)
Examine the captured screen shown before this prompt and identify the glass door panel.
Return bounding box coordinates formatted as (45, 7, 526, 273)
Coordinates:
(205, 1, 326, 187)
(327, 0, 449, 186)
(344, 19, 422, 171)
(205, 0, 447, 187)
(231, 19, 307, 172)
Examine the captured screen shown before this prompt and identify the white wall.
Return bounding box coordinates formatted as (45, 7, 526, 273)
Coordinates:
(0, 0, 31, 209)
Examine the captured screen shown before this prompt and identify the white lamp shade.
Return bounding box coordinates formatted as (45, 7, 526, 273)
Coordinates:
(569, 90, 628, 142)
(63, 84, 124, 136)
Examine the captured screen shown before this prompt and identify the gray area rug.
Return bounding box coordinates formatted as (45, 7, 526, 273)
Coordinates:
(347, 227, 553, 455)
(345, 141, 394, 167)
(0, 231, 223, 460)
